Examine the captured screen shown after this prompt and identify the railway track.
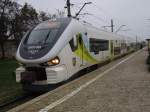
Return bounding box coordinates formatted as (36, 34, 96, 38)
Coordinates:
(0, 92, 42, 112)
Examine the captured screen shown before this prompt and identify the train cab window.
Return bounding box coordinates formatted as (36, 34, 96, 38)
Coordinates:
(90, 38, 109, 53)
(69, 35, 78, 52)
(25, 29, 58, 45)
(24, 21, 61, 45)
(23, 18, 71, 47)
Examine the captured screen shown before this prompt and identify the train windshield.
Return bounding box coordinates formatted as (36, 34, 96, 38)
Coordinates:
(24, 21, 60, 45)
(25, 29, 58, 45)
(19, 18, 72, 59)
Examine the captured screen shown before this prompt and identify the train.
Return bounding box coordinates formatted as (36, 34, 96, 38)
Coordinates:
(15, 17, 138, 92)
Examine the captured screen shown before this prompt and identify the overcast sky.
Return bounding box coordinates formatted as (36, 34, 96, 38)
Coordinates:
(17, 0, 150, 41)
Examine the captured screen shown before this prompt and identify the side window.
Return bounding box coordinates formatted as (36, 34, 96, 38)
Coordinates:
(69, 35, 78, 52)
(90, 38, 109, 54)
(121, 43, 127, 49)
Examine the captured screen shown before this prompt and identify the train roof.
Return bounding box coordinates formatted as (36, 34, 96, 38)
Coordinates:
(44, 17, 134, 42)
(70, 18, 132, 41)
(81, 21, 126, 40)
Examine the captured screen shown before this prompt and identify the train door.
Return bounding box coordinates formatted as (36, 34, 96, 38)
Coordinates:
(69, 35, 79, 68)
(78, 33, 89, 66)
(110, 40, 114, 57)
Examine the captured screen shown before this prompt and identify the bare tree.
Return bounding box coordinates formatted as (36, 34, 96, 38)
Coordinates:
(0, 0, 16, 58)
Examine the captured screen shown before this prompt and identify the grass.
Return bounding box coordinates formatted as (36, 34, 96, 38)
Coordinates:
(0, 59, 23, 104)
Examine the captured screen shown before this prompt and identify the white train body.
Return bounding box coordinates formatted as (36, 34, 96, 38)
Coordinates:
(16, 18, 135, 91)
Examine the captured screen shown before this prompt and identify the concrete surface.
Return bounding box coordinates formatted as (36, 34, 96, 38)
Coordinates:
(9, 49, 150, 112)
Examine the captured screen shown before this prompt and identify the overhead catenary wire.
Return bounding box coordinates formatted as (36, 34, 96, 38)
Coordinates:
(91, 2, 131, 32)
(65, 0, 106, 22)
(82, 13, 108, 23)
(64, 0, 132, 35)
(75, 2, 112, 25)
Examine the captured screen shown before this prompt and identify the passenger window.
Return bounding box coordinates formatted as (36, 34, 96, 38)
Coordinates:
(90, 38, 109, 54)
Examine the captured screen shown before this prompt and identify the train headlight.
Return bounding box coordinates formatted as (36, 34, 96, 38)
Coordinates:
(47, 57, 60, 65)
(51, 58, 59, 64)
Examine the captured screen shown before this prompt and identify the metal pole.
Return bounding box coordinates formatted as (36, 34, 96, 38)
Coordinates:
(111, 19, 114, 32)
(67, 0, 71, 17)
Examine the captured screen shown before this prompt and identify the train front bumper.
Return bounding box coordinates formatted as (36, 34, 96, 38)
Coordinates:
(16, 65, 68, 84)
(45, 65, 68, 84)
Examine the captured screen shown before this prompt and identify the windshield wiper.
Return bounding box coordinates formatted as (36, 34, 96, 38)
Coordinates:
(43, 30, 51, 44)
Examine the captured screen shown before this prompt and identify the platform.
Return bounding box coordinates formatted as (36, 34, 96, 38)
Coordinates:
(8, 49, 150, 112)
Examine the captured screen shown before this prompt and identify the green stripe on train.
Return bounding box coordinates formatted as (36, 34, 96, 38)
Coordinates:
(74, 33, 98, 64)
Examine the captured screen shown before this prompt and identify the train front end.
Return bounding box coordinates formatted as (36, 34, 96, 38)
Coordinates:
(15, 18, 71, 92)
